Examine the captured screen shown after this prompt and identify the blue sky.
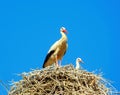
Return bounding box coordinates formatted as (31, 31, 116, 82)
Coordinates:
(0, 0, 120, 94)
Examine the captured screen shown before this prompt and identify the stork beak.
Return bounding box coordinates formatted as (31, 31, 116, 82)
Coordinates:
(64, 30, 68, 34)
(81, 60, 84, 63)
(65, 31, 68, 34)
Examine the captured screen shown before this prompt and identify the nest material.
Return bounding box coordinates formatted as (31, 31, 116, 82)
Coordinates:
(8, 65, 114, 95)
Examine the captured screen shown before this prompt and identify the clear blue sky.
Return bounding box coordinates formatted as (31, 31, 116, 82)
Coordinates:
(0, 0, 120, 94)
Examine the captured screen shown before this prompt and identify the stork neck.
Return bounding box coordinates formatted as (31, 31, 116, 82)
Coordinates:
(60, 32, 67, 41)
(76, 61, 79, 65)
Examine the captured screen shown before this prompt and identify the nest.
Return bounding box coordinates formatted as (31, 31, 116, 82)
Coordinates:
(8, 65, 115, 95)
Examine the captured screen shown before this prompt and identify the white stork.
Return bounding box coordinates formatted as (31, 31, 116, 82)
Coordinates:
(43, 27, 68, 68)
(75, 58, 84, 70)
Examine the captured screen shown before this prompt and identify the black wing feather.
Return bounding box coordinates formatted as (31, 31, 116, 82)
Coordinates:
(43, 50, 55, 68)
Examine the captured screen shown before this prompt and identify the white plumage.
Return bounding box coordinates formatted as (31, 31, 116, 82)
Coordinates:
(75, 58, 84, 70)
(43, 27, 68, 68)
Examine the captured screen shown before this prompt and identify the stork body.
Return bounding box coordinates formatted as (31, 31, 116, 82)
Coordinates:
(43, 27, 68, 68)
(75, 58, 83, 70)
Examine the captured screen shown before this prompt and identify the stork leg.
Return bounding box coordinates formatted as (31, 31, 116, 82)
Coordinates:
(55, 55, 59, 67)
(59, 59, 62, 67)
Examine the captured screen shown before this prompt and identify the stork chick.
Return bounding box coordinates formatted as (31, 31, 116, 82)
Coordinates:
(43, 27, 68, 68)
(75, 58, 84, 70)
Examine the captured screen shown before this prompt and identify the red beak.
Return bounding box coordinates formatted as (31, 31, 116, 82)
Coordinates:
(63, 29, 68, 34)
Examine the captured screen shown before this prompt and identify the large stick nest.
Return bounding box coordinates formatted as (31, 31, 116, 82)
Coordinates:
(8, 65, 115, 95)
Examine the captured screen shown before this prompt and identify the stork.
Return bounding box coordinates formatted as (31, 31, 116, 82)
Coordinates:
(75, 58, 84, 70)
(43, 27, 68, 68)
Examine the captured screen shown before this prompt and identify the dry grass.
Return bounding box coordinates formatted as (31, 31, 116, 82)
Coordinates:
(8, 65, 115, 95)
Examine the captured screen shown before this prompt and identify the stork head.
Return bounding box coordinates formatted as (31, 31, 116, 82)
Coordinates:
(76, 58, 84, 63)
(60, 27, 67, 34)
